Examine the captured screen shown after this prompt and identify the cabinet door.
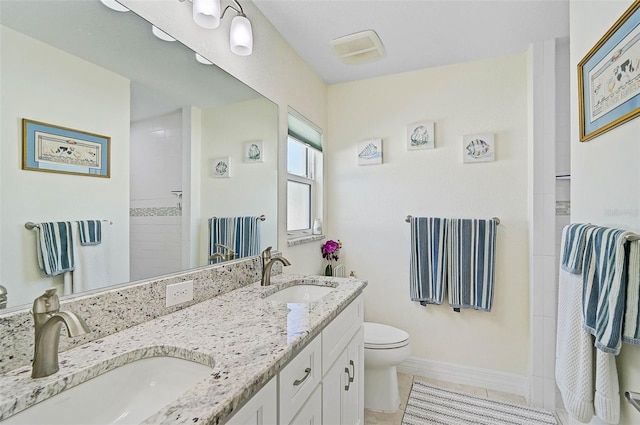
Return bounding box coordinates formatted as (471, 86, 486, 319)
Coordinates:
(224, 377, 277, 425)
(344, 327, 364, 425)
(322, 348, 349, 425)
(290, 383, 322, 425)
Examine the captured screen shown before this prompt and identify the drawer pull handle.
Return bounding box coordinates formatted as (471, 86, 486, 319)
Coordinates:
(293, 367, 312, 386)
(348, 360, 355, 383)
(344, 367, 351, 391)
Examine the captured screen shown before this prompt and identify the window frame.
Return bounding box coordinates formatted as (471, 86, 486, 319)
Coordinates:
(286, 135, 317, 237)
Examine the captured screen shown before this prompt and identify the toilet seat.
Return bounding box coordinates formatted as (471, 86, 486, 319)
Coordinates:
(364, 322, 409, 350)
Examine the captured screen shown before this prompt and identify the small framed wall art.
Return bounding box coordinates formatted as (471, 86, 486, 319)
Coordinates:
(212, 156, 231, 178)
(357, 138, 383, 165)
(22, 118, 110, 177)
(407, 121, 435, 150)
(463, 133, 495, 163)
(244, 140, 264, 163)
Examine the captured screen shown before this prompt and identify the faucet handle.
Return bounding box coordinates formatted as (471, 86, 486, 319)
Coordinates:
(32, 288, 60, 314)
(261, 246, 273, 263)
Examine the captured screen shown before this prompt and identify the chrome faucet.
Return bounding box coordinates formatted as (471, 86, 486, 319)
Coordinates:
(31, 288, 90, 378)
(208, 243, 236, 262)
(261, 246, 291, 286)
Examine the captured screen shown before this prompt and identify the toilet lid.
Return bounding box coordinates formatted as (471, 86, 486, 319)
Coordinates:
(363, 322, 409, 349)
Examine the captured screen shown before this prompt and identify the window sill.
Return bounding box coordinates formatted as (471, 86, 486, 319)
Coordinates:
(287, 234, 325, 247)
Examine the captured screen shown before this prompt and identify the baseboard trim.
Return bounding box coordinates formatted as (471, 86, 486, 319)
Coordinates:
(398, 356, 530, 400)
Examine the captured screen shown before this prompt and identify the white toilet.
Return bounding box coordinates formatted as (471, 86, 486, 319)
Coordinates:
(363, 322, 411, 412)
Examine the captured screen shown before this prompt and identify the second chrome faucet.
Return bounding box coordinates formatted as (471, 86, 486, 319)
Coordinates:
(261, 246, 291, 286)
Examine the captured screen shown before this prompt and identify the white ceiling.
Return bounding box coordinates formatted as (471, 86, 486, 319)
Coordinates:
(253, 0, 570, 84)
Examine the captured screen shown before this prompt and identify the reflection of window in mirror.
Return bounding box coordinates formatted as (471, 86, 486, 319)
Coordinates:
(286, 110, 323, 239)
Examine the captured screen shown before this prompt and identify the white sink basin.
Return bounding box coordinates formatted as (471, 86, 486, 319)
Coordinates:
(266, 285, 334, 303)
(4, 356, 212, 425)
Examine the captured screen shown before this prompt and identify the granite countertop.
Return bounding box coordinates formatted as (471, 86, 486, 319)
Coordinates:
(0, 274, 367, 424)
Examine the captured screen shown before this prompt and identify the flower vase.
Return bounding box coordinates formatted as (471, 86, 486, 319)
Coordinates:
(324, 263, 333, 276)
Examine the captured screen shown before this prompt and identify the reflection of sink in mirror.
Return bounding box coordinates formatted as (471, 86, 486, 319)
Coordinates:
(3, 357, 212, 425)
(266, 285, 334, 303)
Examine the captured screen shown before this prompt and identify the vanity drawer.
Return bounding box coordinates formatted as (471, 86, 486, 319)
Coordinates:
(278, 334, 321, 425)
(322, 294, 363, 376)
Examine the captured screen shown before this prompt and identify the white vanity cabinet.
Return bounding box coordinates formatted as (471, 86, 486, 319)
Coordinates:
(225, 377, 277, 425)
(223, 294, 364, 425)
(322, 299, 364, 425)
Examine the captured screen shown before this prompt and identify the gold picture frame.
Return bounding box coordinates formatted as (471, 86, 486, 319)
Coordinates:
(578, 1, 640, 142)
(22, 119, 111, 177)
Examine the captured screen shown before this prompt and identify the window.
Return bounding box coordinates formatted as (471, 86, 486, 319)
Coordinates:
(287, 110, 323, 238)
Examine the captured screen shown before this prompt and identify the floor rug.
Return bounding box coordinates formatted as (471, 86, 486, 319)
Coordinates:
(402, 381, 558, 425)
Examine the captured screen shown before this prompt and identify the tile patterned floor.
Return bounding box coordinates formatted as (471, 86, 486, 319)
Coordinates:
(364, 373, 568, 425)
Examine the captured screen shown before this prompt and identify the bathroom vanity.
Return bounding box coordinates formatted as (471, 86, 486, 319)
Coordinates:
(0, 270, 366, 425)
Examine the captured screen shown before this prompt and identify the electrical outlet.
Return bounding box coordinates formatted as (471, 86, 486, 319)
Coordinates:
(166, 280, 194, 307)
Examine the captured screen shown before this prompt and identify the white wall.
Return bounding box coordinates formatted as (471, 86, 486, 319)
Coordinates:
(0, 26, 131, 307)
(120, 0, 329, 274)
(199, 98, 278, 264)
(570, 1, 640, 423)
(327, 53, 530, 376)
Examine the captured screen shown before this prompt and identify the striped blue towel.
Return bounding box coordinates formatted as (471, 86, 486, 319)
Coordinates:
(447, 218, 497, 312)
(78, 220, 102, 246)
(561, 223, 594, 273)
(209, 217, 236, 263)
(208, 216, 261, 262)
(234, 216, 261, 258)
(409, 217, 447, 305)
(36, 222, 75, 277)
(582, 226, 631, 354)
(623, 240, 640, 345)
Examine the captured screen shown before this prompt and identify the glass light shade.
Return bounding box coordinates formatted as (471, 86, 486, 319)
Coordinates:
(193, 0, 221, 29)
(100, 0, 129, 12)
(230, 15, 253, 56)
(195, 53, 213, 65)
(152, 26, 176, 42)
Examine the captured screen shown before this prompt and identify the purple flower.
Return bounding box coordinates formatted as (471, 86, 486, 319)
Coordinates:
(321, 239, 342, 261)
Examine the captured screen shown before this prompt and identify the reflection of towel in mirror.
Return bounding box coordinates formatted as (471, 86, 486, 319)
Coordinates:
(36, 222, 75, 277)
(78, 220, 102, 245)
(208, 216, 261, 261)
(71, 223, 111, 293)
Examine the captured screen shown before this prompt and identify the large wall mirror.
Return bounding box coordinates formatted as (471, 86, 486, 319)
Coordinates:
(0, 0, 278, 310)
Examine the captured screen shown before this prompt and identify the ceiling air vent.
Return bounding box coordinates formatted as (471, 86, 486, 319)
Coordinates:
(330, 30, 385, 65)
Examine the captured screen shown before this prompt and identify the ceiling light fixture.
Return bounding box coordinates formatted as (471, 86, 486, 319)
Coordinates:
(152, 25, 176, 42)
(195, 53, 214, 65)
(100, 0, 129, 12)
(180, 0, 253, 56)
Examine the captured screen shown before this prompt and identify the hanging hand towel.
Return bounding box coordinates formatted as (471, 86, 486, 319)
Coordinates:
(77, 220, 102, 245)
(561, 223, 594, 273)
(36, 222, 75, 277)
(447, 218, 497, 311)
(234, 216, 261, 258)
(208, 217, 236, 263)
(623, 240, 640, 345)
(409, 217, 447, 305)
(582, 226, 632, 354)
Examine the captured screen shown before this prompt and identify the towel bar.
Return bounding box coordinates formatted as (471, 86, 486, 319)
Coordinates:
(625, 391, 640, 413)
(25, 220, 113, 230)
(405, 215, 500, 225)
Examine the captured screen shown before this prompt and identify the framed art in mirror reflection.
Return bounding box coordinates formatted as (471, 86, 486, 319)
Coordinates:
(22, 118, 110, 178)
